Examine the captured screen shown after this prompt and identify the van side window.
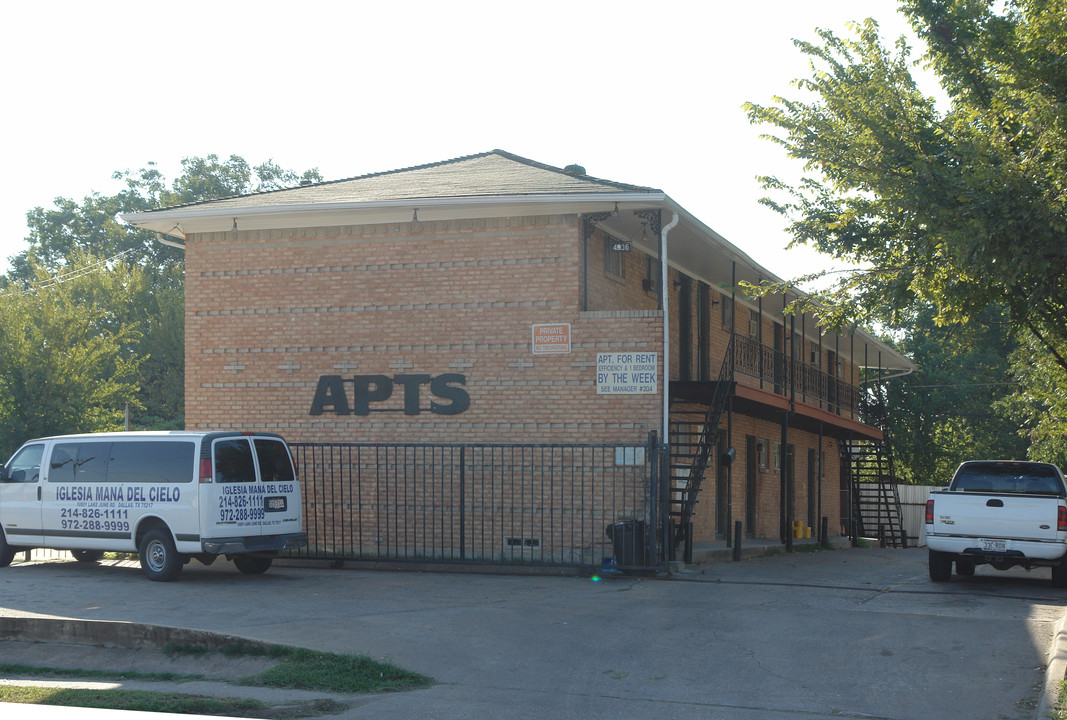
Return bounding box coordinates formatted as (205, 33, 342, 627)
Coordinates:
(109, 442, 194, 484)
(50, 443, 110, 483)
(7, 444, 44, 483)
(214, 439, 255, 483)
(254, 439, 295, 483)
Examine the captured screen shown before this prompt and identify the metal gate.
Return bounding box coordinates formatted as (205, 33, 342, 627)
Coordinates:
(287, 439, 661, 571)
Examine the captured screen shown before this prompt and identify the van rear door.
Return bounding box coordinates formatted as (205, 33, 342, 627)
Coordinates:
(201, 435, 302, 545)
(250, 436, 302, 540)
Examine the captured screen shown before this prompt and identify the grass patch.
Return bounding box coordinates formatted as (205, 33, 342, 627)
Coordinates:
(0, 686, 267, 716)
(0, 662, 202, 684)
(165, 642, 433, 694)
(1055, 680, 1067, 719)
(4, 642, 432, 698)
(242, 647, 431, 694)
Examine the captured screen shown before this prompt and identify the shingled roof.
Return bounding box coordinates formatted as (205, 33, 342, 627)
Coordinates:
(141, 150, 662, 214)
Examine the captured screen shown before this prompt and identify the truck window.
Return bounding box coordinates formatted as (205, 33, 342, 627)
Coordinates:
(214, 439, 256, 483)
(253, 439, 295, 484)
(6, 444, 44, 483)
(954, 463, 1065, 496)
(108, 441, 194, 484)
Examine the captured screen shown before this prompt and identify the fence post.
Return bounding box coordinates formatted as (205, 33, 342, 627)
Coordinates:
(647, 432, 659, 571)
(459, 446, 466, 561)
(733, 521, 742, 561)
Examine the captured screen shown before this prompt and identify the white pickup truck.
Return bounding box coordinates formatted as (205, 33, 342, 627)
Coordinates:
(926, 460, 1067, 587)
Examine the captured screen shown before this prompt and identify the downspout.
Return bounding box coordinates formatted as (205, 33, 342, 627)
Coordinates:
(660, 213, 680, 446)
(659, 212, 679, 568)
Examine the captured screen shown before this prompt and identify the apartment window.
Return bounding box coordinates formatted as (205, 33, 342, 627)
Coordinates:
(774, 442, 782, 472)
(748, 309, 760, 339)
(603, 236, 624, 277)
(721, 293, 734, 330)
(757, 439, 769, 470)
(810, 341, 820, 365)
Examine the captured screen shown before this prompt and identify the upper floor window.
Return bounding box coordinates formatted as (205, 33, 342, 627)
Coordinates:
(721, 294, 734, 330)
(603, 236, 624, 278)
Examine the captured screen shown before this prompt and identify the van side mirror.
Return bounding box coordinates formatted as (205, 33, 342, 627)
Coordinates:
(0, 465, 9, 482)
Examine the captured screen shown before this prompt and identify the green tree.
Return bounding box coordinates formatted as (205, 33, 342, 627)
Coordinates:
(1000, 334, 1067, 466)
(10, 155, 321, 430)
(744, 0, 1067, 461)
(0, 256, 144, 455)
(886, 305, 1027, 481)
(744, 0, 1067, 349)
(12, 155, 322, 277)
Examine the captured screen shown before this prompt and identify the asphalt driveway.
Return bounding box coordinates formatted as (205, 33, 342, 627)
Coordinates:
(0, 546, 1063, 720)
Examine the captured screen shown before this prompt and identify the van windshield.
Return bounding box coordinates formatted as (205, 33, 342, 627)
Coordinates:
(952, 462, 1065, 496)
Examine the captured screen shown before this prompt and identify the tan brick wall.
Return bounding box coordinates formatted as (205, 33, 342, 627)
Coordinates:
(668, 410, 844, 544)
(185, 215, 662, 445)
(184, 213, 862, 546)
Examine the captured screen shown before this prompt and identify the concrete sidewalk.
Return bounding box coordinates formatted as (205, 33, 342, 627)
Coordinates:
(0, 547, 1063, 720)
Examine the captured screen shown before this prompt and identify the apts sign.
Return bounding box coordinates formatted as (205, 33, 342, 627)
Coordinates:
(309, 373, 469, 416)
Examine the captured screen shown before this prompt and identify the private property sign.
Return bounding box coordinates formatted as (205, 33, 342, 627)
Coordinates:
(597, 353, 658, 394)
(531, 323, 571, 354)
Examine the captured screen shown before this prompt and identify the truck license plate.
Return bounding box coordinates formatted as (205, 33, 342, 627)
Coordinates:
(264, 496, 287, 512)
(981, 539, 1007, 552)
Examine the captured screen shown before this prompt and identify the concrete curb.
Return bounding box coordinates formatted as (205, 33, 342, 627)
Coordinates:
(1037, 611, 1067, 720)
(0, 616, 274, 652)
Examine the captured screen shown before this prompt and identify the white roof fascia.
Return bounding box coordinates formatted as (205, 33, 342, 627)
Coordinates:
(120, 192, 668, 239)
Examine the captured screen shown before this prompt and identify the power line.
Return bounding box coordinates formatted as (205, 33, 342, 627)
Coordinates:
(0, 249, 138, 299)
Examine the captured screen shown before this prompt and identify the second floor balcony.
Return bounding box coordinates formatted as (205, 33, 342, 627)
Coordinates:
(732, 333, 861, 419)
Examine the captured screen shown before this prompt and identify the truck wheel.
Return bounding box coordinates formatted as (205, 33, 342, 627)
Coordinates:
(1052, 563, 1067, 589)
(0, 529, 16, 568)
(72, 549, 104, 563)
(139, 528, 183, 582)
(929, 550, 952, 582)
(955, 558, 975, 577)
(232, 554, 273, 575)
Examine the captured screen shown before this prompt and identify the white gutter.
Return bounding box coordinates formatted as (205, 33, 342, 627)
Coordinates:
(660, 213, 680, 447)
(120, 192, 667, 237)
(155, 232, 186, 251)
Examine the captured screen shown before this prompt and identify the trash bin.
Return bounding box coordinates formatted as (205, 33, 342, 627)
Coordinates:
(605, 520, 649, 568)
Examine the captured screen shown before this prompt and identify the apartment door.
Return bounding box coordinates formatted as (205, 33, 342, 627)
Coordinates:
(745, 435, 757, 537)
(679, 276, 693, 381)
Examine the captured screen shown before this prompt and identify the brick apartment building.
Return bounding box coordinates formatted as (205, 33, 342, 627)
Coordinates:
(122, 150, 913, 567)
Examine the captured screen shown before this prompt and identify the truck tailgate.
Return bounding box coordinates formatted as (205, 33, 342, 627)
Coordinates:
(931, 492, 1062, 541)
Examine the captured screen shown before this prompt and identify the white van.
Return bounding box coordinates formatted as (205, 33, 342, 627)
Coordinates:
(0, 431, 307, 581)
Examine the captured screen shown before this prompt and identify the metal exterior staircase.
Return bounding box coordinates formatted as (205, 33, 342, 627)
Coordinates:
(667, 337, 734, 551)
(840, 384, 906, 547)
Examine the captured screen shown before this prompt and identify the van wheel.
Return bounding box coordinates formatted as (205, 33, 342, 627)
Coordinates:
(232, 555, 273, 575)
(0, 529, 15, 568)
(929, 550, 952, 582)
(72, 550, 104, 563)
(1052, 563, 1067, 588)
(139, 529, 182, 582)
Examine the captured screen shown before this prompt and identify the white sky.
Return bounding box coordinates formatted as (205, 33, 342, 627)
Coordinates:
(0, 0, 924, 280)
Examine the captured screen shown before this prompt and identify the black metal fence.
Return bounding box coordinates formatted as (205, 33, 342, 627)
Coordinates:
(287, 440, 659, 571)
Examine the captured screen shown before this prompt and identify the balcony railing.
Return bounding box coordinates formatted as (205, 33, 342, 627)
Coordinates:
(732, 334, 859, 418)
